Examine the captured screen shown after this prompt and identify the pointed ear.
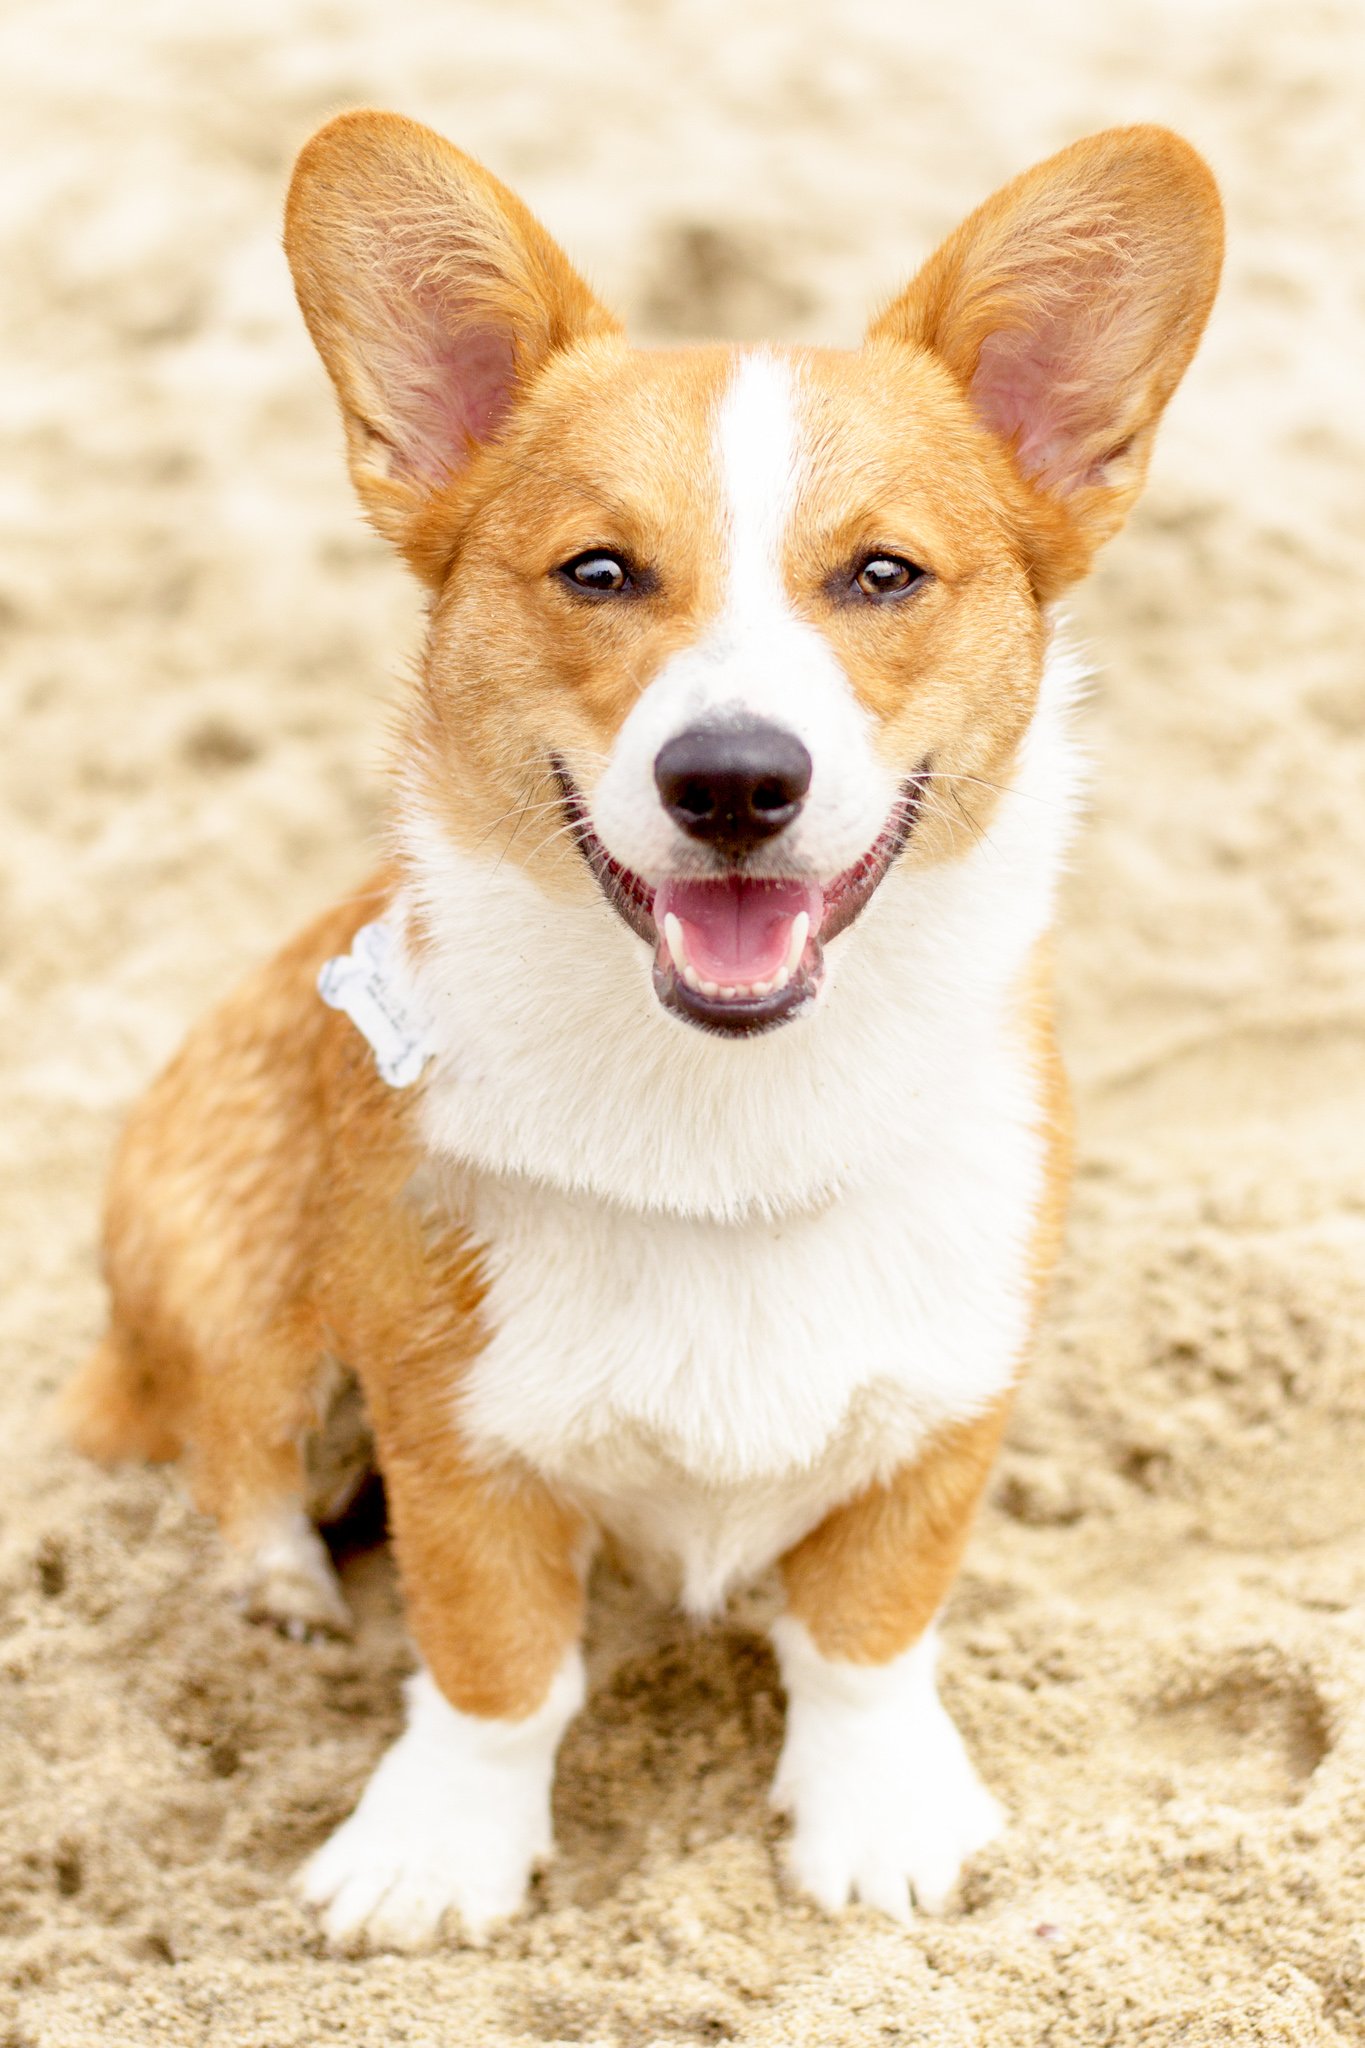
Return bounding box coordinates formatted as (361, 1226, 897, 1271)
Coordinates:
(869, 126, 1223, 589)
(284, 111, 619, 574)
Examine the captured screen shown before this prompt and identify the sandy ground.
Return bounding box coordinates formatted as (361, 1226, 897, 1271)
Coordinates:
(3, 1, 1365, 2041)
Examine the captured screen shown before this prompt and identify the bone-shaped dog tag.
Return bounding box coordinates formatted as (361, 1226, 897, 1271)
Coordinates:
(317, 918, 434, 1088)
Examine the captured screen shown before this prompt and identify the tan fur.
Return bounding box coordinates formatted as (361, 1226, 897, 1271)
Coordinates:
(779, 1401, 1014, 1665)
(365, 1390, 587, 1721)
(71, 114, 1218, 1746)
(67, 886, 390, 1537)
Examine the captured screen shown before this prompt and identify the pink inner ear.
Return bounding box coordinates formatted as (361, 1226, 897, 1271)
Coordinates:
(972, 311, 1103, 495)
(388, 315, 518, 487)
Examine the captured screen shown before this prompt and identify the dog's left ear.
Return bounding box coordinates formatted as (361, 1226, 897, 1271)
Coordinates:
(285, 110, 620, 579)
(870, 126, 1223, 594)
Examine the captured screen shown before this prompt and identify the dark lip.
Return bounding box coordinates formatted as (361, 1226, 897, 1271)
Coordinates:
(552, 755, 931, 1036)
(554, 768, 656, 944)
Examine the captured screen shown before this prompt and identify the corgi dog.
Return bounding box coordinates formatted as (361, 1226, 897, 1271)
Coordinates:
(66, 113, 1221, 1947)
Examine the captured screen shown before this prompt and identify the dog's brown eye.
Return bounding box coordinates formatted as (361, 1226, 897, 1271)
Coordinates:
(853, 554, 925, 600)
(560, 551, 629, 593)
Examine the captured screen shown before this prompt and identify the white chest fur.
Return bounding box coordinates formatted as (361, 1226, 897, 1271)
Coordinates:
(454, 1060, 1042, 1612)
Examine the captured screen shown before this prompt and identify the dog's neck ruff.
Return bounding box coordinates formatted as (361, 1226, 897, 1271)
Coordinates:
(393, 641, 1085, 1225)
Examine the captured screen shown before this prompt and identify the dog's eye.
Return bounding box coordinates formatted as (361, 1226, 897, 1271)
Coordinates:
(853, 554, 926, 600)
(560, 551, 629, 594)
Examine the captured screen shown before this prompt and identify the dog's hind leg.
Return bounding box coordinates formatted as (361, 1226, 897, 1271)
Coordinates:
(70, 1308, 351, 1640)
(185, 1309, 354, 1640)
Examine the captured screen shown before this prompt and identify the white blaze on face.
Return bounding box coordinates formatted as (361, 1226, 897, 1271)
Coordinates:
(715, 344, 800, 635)
(590, 351, 898, 883)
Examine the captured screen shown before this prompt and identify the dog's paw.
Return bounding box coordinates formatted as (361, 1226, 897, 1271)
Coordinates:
(299, 1658, 583, 1950)
(773, 1716, 1002, 1919)
(233, 1509, 351, 1640)
(770, 1616, 1003, 1922)
(299, 1771, 545, 1949)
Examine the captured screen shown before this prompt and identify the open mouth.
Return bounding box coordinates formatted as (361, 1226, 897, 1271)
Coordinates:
(554, 759, 931, 1036)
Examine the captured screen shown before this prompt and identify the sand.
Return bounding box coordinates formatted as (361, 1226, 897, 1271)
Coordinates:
(3, 0, 1365, 2041)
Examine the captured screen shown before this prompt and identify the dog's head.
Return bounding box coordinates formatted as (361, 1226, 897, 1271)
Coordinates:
(286, 115, 1220, 1038)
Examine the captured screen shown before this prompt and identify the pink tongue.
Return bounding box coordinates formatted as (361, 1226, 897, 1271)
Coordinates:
(654, 877, 822, 984)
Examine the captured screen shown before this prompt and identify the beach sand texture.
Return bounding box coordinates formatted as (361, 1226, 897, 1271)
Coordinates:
(3, 2, 1365, 2041)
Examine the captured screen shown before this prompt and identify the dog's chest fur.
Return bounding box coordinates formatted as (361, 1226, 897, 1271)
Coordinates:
(452, 1130, 1038, 1612)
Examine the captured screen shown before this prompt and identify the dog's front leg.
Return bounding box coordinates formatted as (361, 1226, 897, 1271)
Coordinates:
(300, 1418, 588, 1951)
(771, 1400, 1009, 1921)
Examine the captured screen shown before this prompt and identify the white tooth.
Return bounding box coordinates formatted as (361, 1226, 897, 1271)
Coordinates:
(785, 912, 810, 977)
(663, 912, 687, 975)
(770, 965, 790, 992)
(700, 979, 720, 998)
(750, 980, 770, 998)
(682, 964, 702, 991)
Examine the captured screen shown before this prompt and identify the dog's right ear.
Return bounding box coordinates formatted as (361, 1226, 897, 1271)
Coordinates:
(285, 111, 619, 578)
(868, 126, 1222, 596)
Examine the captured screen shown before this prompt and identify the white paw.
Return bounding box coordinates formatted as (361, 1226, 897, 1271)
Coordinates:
(771, 1616, 1003, 1922)
(300, 1769, 546, 1948)
(233, 1509, 351, 1640)
(299, 1656, 584, 1950)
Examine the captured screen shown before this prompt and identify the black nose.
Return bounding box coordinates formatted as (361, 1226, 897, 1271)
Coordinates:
(654, 720, 813, 857)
